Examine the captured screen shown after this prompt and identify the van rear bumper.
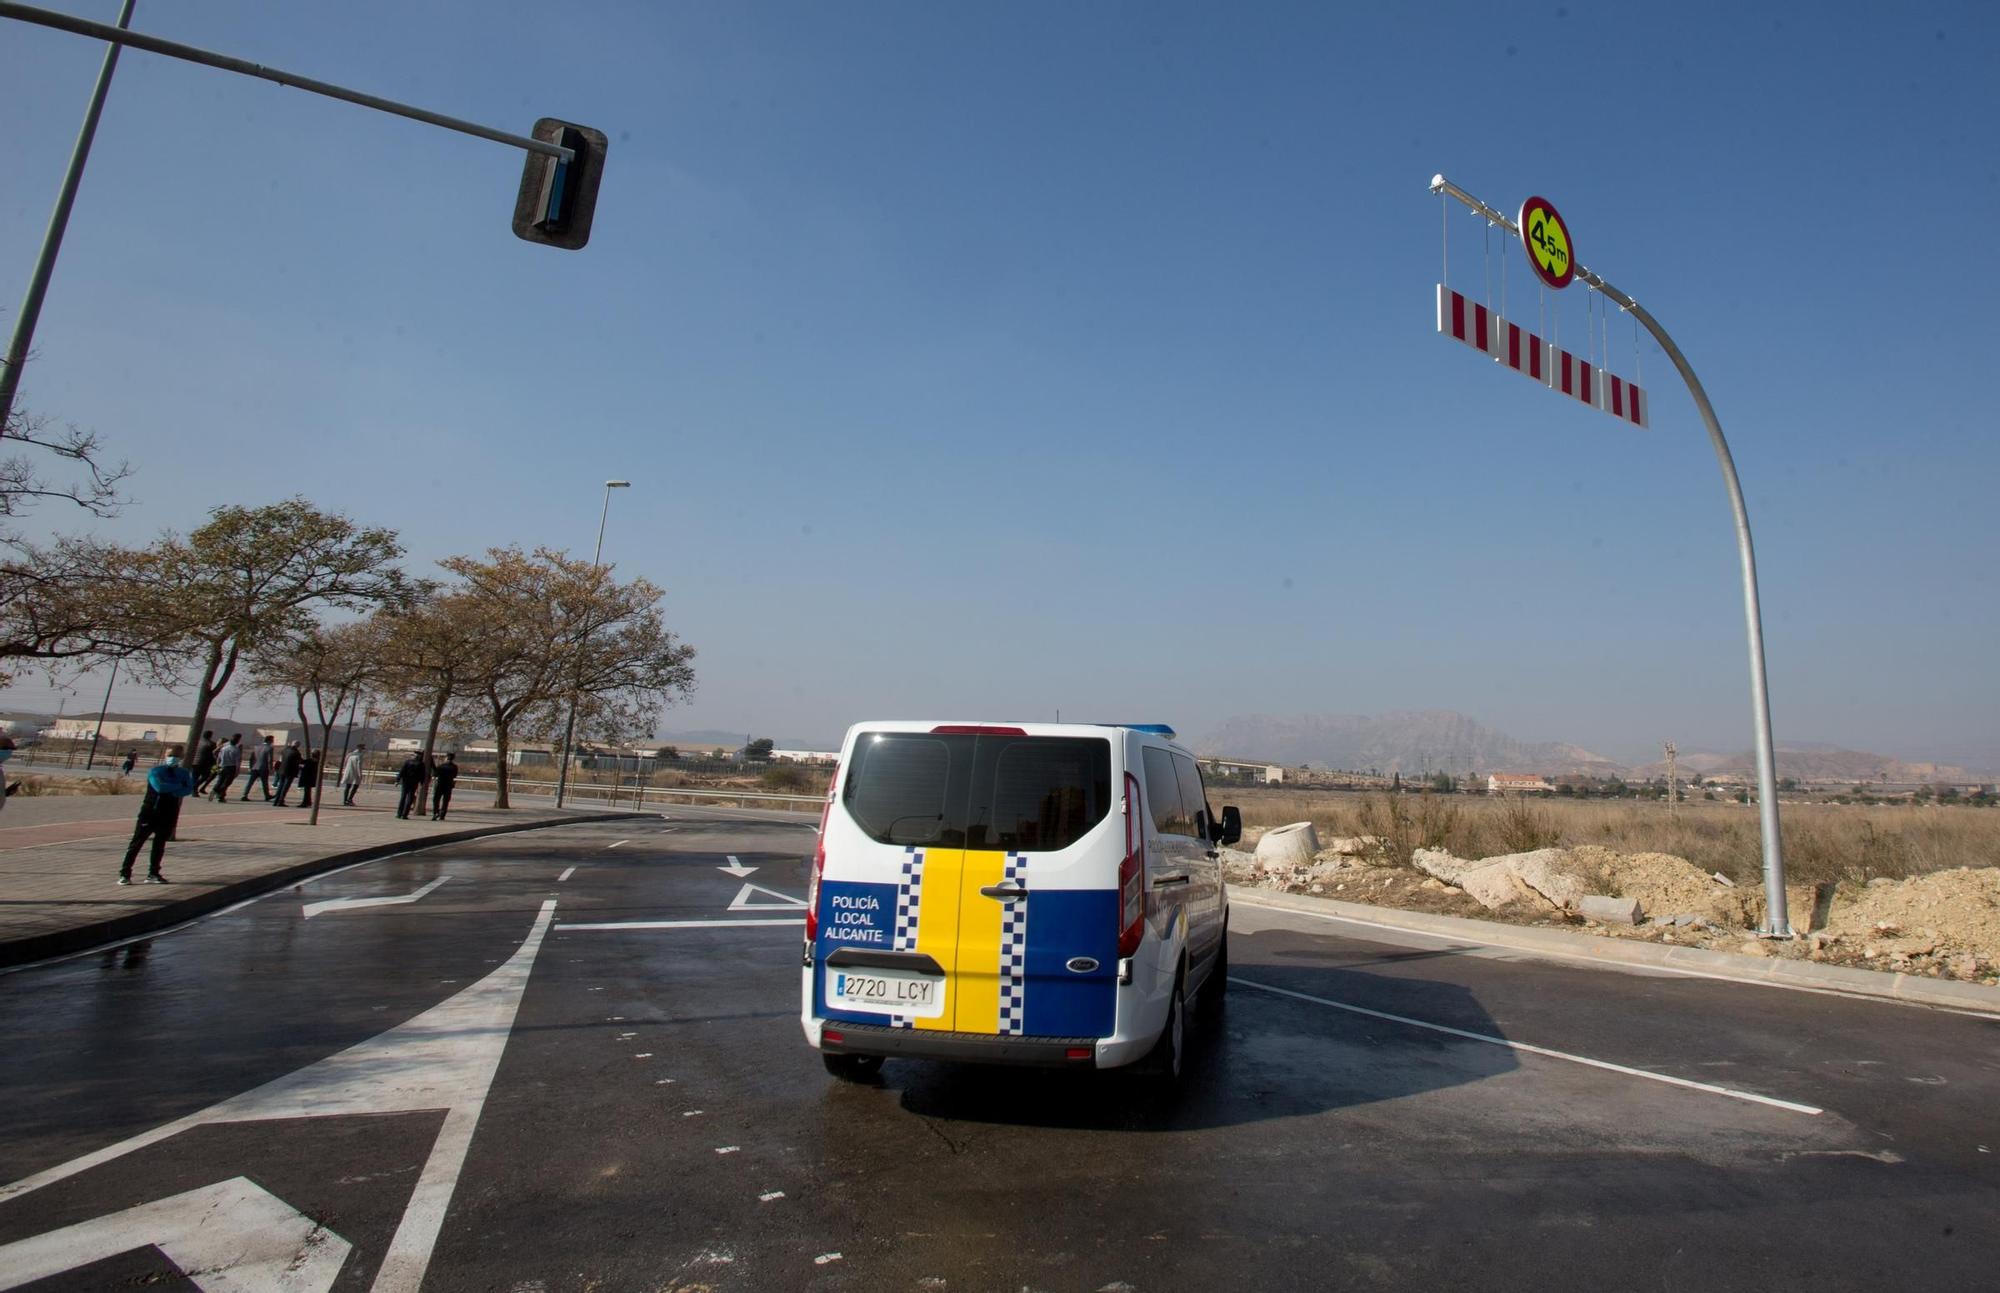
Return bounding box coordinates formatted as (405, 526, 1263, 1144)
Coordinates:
(817, 1020, 1101, 1068)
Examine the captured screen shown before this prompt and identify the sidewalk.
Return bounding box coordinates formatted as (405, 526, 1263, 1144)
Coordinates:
(0, 789, 645, 969)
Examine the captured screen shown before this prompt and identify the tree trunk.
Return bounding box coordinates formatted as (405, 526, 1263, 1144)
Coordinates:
(492, 720, 511, 809)
(182, 642, 226, 750)
(419, 689, 447, 814)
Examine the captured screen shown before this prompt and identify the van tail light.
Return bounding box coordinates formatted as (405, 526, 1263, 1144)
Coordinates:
(1117, 772, 1146, 958)
(803, 763, 840, 943)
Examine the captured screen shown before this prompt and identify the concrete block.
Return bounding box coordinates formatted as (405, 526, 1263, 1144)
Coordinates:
(1578, 894, 1643, 926)
(1255, 821, 1320, 869)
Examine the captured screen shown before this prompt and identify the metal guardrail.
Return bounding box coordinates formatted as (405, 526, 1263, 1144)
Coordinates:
(431, 774, 822, 813)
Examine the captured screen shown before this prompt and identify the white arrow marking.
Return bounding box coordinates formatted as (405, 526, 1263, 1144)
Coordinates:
(1, 901, 559, 1293)
(0, 1175, 352, 1293)
(302, 875, 452, 920)
(728, 881, 806, 911)
(718, 855, 756, 877)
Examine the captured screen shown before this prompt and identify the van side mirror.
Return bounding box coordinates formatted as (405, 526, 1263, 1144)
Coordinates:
(1216, 805, 1242, 846)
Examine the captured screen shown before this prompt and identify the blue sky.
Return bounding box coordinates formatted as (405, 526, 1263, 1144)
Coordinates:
(3, 1, 1995, 767)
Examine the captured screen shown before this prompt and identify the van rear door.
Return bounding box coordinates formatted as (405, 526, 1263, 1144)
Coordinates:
(814, 729, 1118, 1039)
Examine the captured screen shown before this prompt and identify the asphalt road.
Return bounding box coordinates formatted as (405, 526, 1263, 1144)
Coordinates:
(1, 809, 1996, 1291)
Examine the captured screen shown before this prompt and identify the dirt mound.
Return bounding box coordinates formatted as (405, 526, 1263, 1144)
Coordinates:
(1822, 868, 2000, 960)
(1563, 845, 1755, 926)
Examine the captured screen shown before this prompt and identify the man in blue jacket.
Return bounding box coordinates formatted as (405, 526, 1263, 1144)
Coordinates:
(119, 745, 195, 885)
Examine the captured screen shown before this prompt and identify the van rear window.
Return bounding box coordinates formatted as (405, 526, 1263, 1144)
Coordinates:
(843, 733, 1111, 852)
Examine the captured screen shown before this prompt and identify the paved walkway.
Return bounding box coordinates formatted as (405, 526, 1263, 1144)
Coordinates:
(0, 788, 639, 967)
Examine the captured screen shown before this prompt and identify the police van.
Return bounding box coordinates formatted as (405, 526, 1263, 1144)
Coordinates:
(800, 721, 1241, 1082)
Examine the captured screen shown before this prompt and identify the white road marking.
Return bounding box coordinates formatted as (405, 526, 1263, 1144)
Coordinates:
(1228, 976, 1824, 1116)
(606, 840, 628, 849)
(759, 1191, 785, 1202)
(558, 866, 576, 881)
(301, 875, 452, 920)
(634, 1053, 652, 1059)
(727, 882, 807, 911)
(715, 1146, 739, 1155)
(0, 1176, 351, 1292)
(655, 1078, 675, 1085)
(814, 1252, 843, 1265)
(719, 856, 757, 877)
(683, 1110, 703, 1117)
(0, 903, 561, 1293)
(557, 918, 806, 931)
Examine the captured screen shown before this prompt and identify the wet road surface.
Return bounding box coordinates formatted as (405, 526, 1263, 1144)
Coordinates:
(2, 810, 1996, 1291)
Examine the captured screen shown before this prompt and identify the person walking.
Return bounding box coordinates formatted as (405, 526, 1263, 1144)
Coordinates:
(340, 745, 366, 806)
(430, 752, 459, 821)
(299, 748, 320, 809)
(119, 745, 195, 885)
(120, 750, 137, 776)
(189, 731, 217, 794)
(395, 751, 425, 819)
(273, 740, 304, 806)
(210, 733, 243, 802)
(240, 735, 275, 801)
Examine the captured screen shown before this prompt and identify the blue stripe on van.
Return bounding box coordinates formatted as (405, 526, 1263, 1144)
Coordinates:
(1021, 888, 1119, 1038)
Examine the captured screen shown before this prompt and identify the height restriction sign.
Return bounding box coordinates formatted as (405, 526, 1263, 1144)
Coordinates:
(1518, 196, 1575, 289)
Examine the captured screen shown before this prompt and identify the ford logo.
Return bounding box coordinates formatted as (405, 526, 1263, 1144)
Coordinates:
(1065, 957, 1099, 974)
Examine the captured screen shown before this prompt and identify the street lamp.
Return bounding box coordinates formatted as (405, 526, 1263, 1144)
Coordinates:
(555, 479, 629, 809)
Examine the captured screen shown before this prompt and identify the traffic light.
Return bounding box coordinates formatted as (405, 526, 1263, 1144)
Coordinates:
(512, 118, 608, 250)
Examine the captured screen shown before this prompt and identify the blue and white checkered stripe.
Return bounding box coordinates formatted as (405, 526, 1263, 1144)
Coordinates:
(890, 846, 924, 1028)
(997, 852, 1029, 1035)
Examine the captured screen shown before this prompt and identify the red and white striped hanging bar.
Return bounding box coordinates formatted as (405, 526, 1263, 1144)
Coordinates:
(1435, 284, 1647, 428)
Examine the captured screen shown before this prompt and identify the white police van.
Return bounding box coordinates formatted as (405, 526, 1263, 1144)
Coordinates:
(800, 721, 1241, 1081)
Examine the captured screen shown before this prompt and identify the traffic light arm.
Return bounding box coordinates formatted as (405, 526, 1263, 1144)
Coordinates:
(0, 1, 573, 164)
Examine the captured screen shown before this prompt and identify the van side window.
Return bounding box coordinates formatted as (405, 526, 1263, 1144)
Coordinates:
(1142, 746, 1191, 838)
(1172, 752, 1211, 839)
(845, 735, 956, 845)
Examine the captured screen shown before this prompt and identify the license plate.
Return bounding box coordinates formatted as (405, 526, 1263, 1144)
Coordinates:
(830, 968, 946, 1018)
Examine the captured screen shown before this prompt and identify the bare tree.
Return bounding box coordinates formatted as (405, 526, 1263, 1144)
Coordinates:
(0, 406, 129, 531)
(0, 535, 159, 685)
(245, 617, 382, 824)
(439, 546, 696, 808)
(122, 499, 408, 750)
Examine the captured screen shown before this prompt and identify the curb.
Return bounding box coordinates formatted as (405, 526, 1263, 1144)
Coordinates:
(1229, 885, 2000, 1018)
(0, 811, 653, 970)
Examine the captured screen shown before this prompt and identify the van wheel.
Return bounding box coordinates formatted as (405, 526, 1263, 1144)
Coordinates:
(823, 1053, 884, 1082)
(1145, 977, 1187, 1081)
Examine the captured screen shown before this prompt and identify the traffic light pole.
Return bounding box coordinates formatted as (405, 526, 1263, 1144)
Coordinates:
(0, 0, 576, 432)
(0, 0, 134, 439)
(1430, 174, 1792, 937)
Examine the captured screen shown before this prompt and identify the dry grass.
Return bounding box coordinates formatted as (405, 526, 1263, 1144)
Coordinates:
(8, 774, 139, 797)
(1226, 788, 2000, 885)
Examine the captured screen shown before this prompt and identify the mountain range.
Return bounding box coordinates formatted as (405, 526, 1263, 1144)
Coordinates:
(1192, 711, 1993, 782)
(1193, 710, 1624, 777)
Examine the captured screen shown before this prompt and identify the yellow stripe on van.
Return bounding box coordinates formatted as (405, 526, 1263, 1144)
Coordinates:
(913, 849, 965, 1033)
(951, 849, 1009, 1036)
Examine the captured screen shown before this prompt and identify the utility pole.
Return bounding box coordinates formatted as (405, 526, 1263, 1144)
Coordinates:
(85, 657, 120, 769)
(1664, 740, 1678, 813)
(0, 0, 134, 435)
(555, 479, 629, 809)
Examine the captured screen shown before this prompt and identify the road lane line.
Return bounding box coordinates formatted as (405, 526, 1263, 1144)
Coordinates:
(607, 840, 628, 849)
(558, 866, 576, 881)
(555, 918, 805, 931)
(1228, 975, 1824, 1116)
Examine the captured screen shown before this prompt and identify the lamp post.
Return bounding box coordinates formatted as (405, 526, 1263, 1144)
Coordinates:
(555, 479, 629, 809)
(84, 657, 119, 769)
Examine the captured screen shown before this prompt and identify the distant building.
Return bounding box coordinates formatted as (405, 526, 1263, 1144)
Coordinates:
(1200, 758, 1287, 785)
(1486, 773, 1554, 795)
(771, 749, 839, 765)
